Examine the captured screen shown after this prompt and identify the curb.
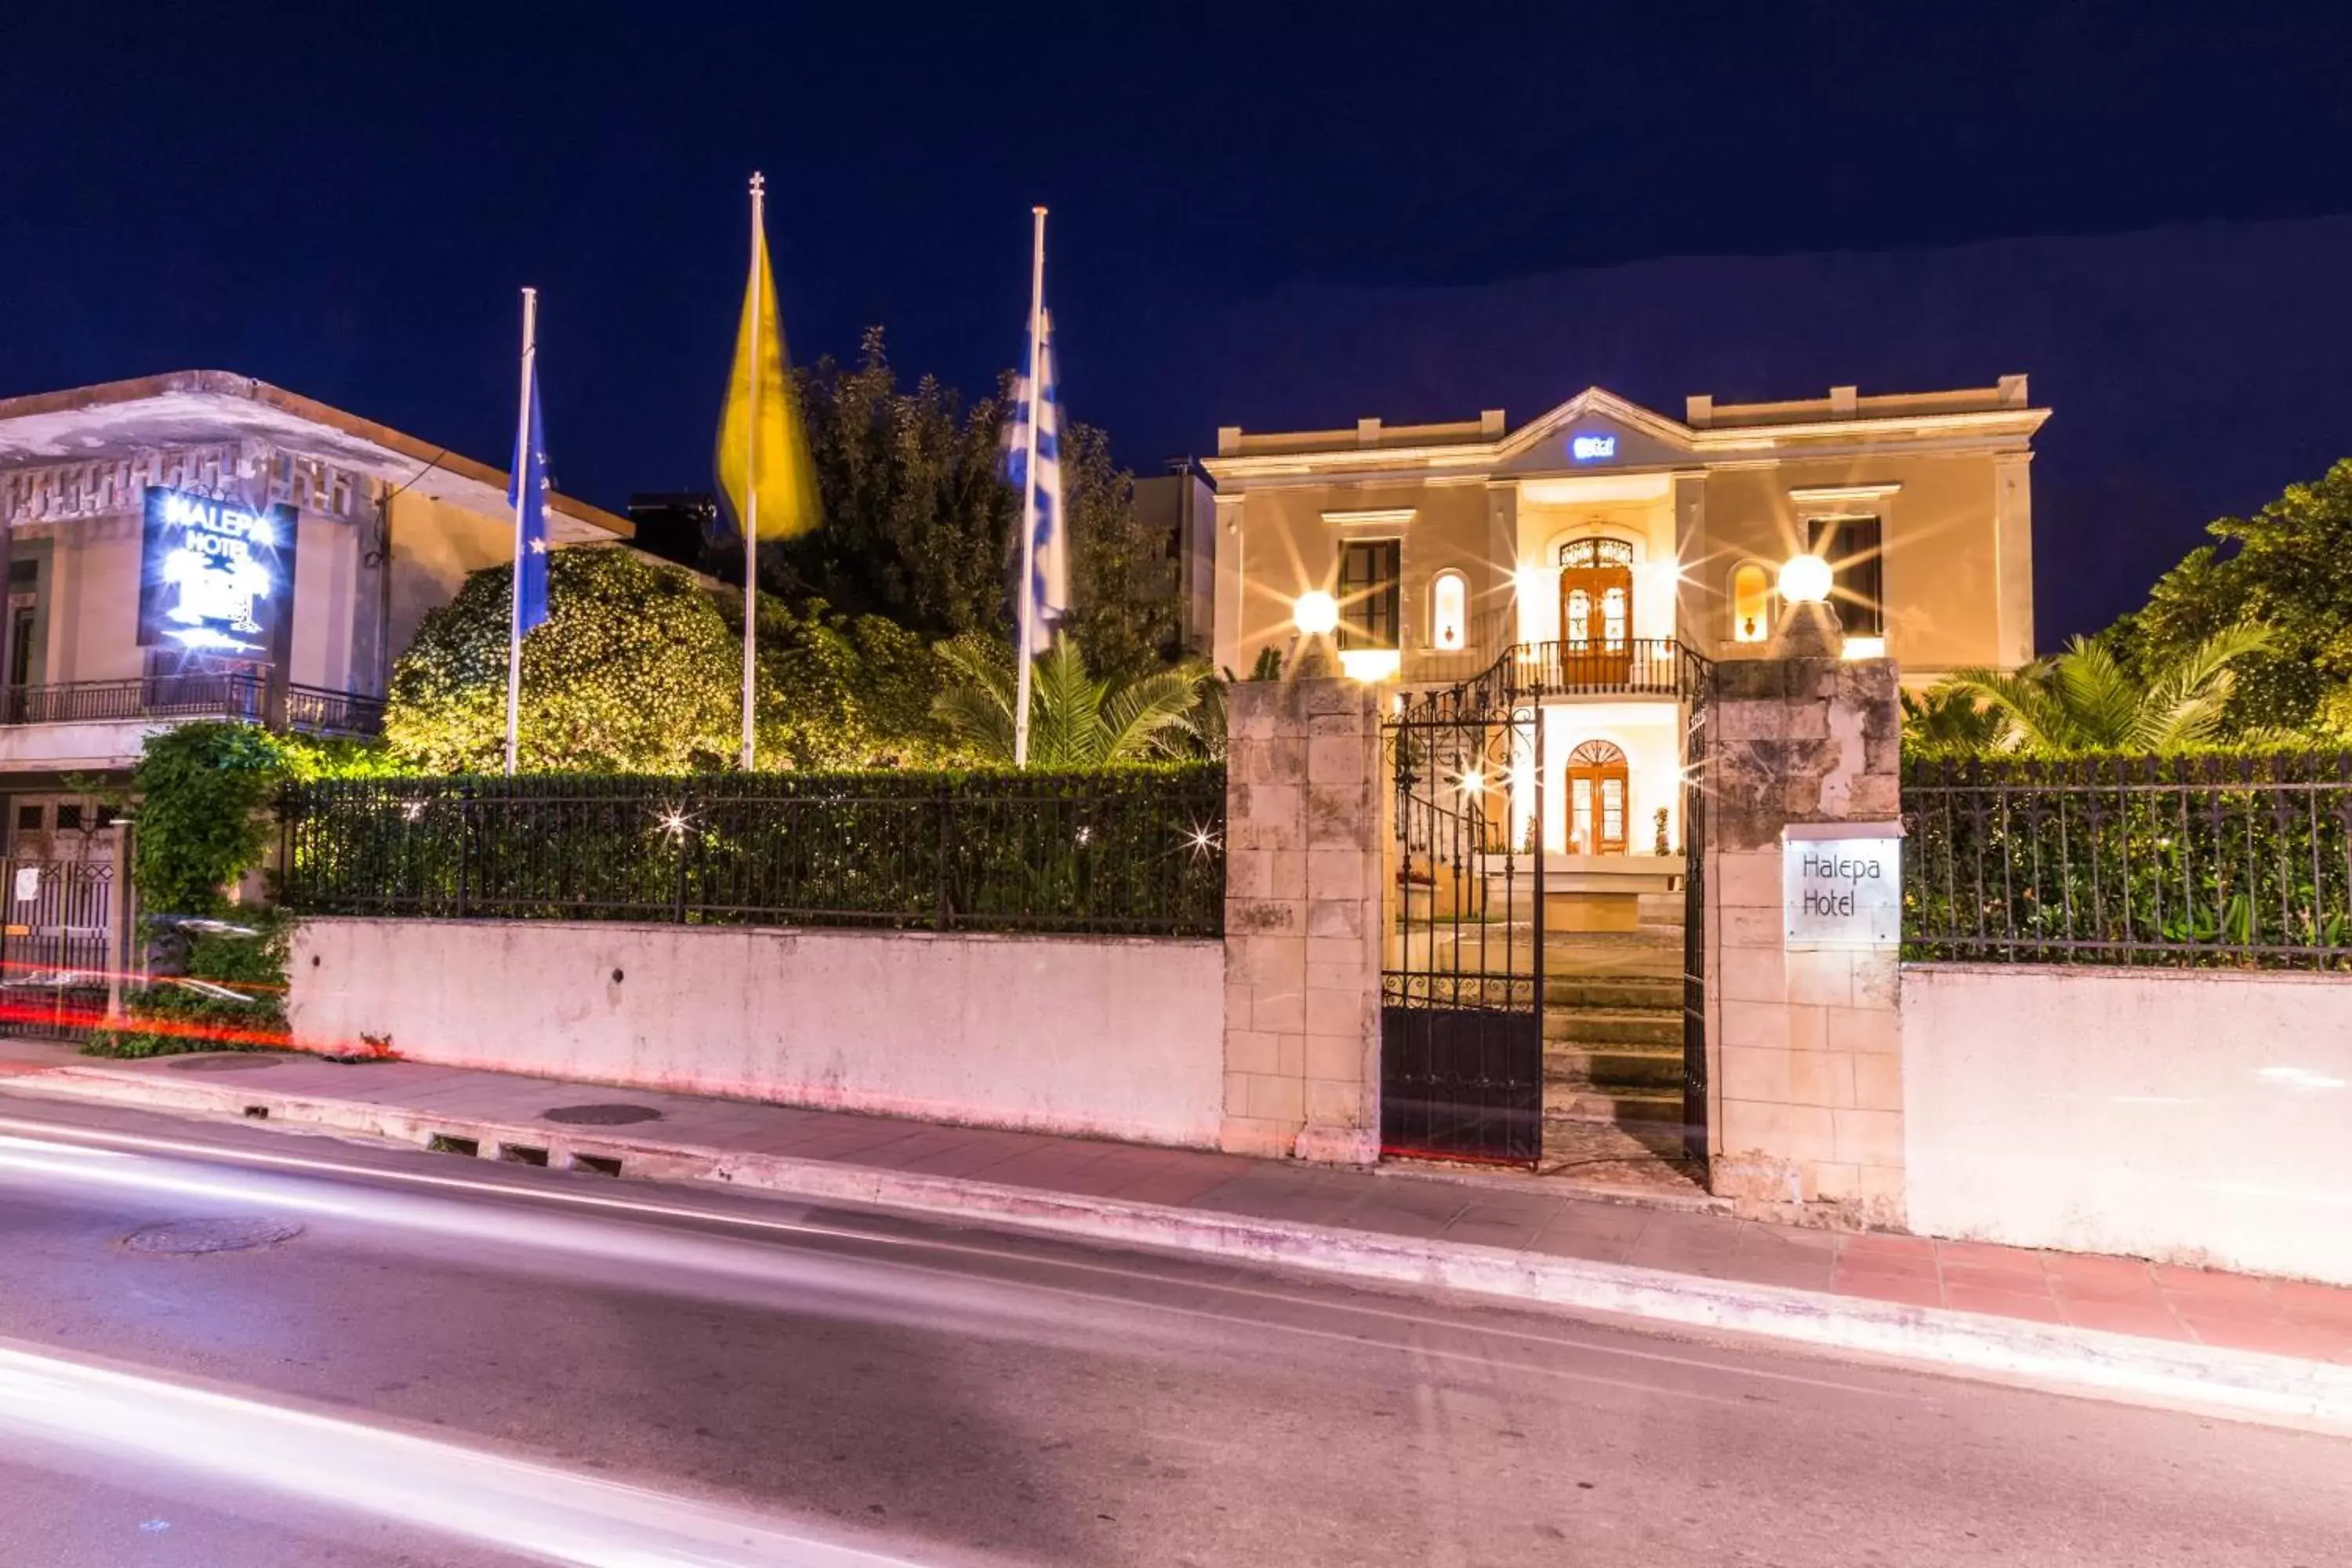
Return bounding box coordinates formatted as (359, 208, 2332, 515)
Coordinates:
(10, 1062, 2352, 1432)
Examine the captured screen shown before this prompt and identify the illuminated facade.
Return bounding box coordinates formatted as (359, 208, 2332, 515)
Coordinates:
(0, 371, 630, 855)
(1203, 378, 2045, 862)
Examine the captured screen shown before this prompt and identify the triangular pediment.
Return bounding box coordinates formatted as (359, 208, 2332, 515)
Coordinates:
(1493, 387, 1693, 475)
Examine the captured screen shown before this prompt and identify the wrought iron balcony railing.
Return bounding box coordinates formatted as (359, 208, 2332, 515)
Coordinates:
(0, 676, 385, 738)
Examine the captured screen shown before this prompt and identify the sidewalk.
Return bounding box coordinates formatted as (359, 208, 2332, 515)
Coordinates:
(3, 1037, 2350, 1428)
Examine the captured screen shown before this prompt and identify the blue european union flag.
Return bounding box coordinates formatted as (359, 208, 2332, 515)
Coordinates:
(508, 361, 551, 633)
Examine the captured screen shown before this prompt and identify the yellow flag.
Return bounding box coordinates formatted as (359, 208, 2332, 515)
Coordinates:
(714, 223, 820, 540)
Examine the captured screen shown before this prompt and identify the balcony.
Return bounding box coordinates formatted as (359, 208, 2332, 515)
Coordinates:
(0, 676, 385, 739)
(1405, 633, 1702, 701)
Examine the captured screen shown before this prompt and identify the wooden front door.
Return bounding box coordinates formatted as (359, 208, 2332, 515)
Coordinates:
(1556, 539, 1634, 686)
(1566, 739, 1630, 855)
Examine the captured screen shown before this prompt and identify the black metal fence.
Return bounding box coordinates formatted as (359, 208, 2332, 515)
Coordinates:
(1902, 752, 2352, 968)
(0, 858, 115, 1040)
(279, 767, 1227, 938)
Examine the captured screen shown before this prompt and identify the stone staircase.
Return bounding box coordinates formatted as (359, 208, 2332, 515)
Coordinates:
(1543, 925, 1690, 1161)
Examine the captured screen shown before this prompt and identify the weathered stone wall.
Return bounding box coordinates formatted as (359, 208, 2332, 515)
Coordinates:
(1221, 678, 1384, 1163)
(1707, 655, 1907, 1227)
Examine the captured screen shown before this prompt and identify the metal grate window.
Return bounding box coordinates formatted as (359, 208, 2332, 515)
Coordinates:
(1807, 516, 1885, 637)
(1338, 539, 1401, 651)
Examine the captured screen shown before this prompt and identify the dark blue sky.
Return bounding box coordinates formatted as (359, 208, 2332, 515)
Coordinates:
(4, 3, 2348, 644)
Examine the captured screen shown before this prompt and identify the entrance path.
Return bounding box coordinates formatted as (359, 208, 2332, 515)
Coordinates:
(2, 1036, 2348, 1425)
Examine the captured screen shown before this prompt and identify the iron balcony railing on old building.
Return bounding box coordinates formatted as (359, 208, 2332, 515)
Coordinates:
(0, 676, 384, 738)
(279, 766, 1228, 938)
(1403, 619, 1694, 701)
(1902, 752, 2352, 969)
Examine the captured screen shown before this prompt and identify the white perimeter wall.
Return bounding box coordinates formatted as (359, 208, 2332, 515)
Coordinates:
(1903, 964, 2352, 1286)
(289, 918, 1226, 1149)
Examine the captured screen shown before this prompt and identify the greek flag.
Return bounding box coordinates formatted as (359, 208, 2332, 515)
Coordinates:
(507, 354, 550, 634)
(1004, 310, 1068, 659)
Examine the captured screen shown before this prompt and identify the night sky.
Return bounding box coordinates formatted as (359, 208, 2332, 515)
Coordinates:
(5, 2, 2349, 644)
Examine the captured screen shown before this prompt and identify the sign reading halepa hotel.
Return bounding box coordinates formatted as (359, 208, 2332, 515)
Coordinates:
(1782, 823, 1904, 948)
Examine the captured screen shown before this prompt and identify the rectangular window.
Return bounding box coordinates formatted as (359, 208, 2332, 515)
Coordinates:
(54, 803, 82, 831)
(1807, 516, 1885, 637)
(8, 606, 33, 689)
(1337, 539, 1401, 650)
(15, 804, 41, 832)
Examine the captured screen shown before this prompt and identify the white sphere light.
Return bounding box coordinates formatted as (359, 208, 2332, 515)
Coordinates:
(1292, 589, 1341, 636)
(1778, 553, 1834, 606)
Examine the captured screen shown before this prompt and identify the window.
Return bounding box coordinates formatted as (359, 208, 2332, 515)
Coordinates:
(54, 803, 82, 831)
(1731, 562, 1773, 644)
(14, 804, 41, 832)
(95, 804, 118, 829)
(1429, 571, 1468, 651)
(7, 606, 32, 688)
(1557, 539, 1635, 569)
(1566, 739, 1629, 855)
(1337, 539, 1401, 650)
(1806, 516, 1885, 637)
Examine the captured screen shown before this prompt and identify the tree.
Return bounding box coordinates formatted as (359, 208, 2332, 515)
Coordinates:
(778, 327, 1182, 678)
(2114, 459, 2352, 734)
(931, 634, 1206, 767)
(387, 548, 742, 773)
(384, 548, 945, 773)
(1900, 687, 2011, 752)
(1938, 624, 2276, 753)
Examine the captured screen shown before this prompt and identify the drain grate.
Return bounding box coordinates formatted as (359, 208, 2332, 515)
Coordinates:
(165, 1054, 283, 1073)
(543, 1103, 662, 1127)
(123, 1218, 303, 1255)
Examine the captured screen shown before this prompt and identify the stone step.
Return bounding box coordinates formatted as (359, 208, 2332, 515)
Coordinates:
(1545, 976, 1684, 1011)
(1547, 1044, 1686, 1091)
(1541, 1113, 1693, 1163)
(1545, 1085, 1686, 1127)
(1541, 1008, 1683, 1047)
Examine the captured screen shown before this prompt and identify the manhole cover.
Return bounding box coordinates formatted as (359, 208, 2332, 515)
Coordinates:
(543, 1103, 662, 1127)
(165, 1054, 283, 1073)
(122, 1218, 303, 1255)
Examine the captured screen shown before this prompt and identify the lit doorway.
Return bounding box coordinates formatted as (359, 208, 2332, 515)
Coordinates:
(1566, 739, 1629, 855)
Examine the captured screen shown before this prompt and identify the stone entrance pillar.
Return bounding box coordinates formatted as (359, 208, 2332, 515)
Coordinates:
(1221, 678, 1384, 1164)
(1706, 655, 1907, 1227)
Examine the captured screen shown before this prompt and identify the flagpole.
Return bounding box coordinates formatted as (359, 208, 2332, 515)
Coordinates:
(1013, 205, 1047, 769)
(504, 286, 537, 778)
(740, 173, 765, 771)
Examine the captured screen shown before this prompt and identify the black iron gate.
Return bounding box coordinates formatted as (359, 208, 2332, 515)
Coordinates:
(1381, 666, 1544, 1166)
(1679, 659, 1712, 1169)
(0, 858, 115, 1040)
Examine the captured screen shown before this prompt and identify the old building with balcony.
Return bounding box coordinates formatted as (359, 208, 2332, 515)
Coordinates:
(1204, 377, 2045, 868)
(0, 371, 630, 857)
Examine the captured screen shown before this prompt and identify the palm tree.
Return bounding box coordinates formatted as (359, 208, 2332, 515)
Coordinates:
(932, 634, 1208, 767)
(1900, 687, 2012, 751)
(1939, 623, 2277, 753)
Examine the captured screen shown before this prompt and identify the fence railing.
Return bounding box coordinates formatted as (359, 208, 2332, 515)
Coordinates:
(279, 767, 1227, 938)
(0, 676, 383, 737)
(1901, 753, 2352, 968)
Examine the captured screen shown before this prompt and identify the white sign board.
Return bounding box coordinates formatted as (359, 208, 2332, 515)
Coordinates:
(1783, 822, 1902, 948)
(13, 866, 39, 905)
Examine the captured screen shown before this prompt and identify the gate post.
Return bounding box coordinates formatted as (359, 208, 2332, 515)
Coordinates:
(1706, 652, 1907, 1228)
(1221, 677, 1384, 1164)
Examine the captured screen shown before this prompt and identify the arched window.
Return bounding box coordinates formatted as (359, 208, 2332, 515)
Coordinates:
(1565, 739, 1629, 856)
(1556, 539, 1635, 569)
(1731, 561, 1772, 644)
(1429, 570, 1468, 651)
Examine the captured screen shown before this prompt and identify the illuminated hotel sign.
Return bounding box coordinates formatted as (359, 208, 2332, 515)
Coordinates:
(137, 488, 299, 657)
(1570, 434, 1617, 462)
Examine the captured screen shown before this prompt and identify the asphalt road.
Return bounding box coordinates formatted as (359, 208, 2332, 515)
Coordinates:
(0, 1095, 2344, 1568)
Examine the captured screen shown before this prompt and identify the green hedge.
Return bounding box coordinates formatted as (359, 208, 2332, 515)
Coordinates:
(279, 764, 1227, 938)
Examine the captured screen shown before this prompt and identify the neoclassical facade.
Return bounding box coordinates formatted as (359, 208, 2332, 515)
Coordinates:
(1203, 378, 2045, 860)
